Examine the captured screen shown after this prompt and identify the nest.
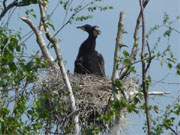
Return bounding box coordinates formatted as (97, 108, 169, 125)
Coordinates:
(35, 67, 138, 132)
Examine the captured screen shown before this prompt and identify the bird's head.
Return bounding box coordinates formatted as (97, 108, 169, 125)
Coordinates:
(77, 24, 101, 37)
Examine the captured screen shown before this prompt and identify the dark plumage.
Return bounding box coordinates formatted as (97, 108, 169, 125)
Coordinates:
(74, 24, 105, 77)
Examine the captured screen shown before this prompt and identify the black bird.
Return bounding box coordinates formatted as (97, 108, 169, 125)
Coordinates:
(74, 24, 105, 77)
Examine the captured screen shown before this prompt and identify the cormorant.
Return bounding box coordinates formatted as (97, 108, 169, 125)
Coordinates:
(74, 24, 105, 77)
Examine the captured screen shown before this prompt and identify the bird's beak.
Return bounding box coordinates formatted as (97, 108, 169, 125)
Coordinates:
(77, 26, 85, 31)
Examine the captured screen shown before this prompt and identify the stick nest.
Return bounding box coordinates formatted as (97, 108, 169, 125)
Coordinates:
(35, 67, 138, 131)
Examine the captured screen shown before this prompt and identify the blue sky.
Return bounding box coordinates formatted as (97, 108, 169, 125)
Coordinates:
(7, 0, 179, 77)
(5, 0, 179, 100)
(9, 0, 179, 97)
(56, 0, 180, 76)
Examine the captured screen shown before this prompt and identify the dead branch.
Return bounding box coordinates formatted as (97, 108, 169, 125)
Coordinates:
(119, 0, 150, 79)
(131, 0, 150, 58)
(112, 12, 125, 100)
(20, 17, 54, 64)
(139, 0, 151, 134)
(148, 91, 170, 96)
(39, 1, 80, 134)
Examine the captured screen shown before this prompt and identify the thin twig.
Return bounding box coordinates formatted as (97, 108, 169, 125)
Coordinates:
(47, 0, 94, 47)
(139, 0, 151, 134)
(145, 40, 152, 72)
(0, 0, 31, 21)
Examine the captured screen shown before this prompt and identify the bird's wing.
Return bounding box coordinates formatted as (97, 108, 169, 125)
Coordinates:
(96, 52, 105, 76)
(74, 56, 91, 74)
(85, 51, 106, 76)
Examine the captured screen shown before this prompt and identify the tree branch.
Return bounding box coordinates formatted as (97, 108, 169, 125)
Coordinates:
(139, 0, 152, 134)
(119, 0, 150, 80)
(0, 0, 32, 21)
(20, 17, 54, 64)
(112, 12, 126, 100)
(131, 0, 150, 58)
(39, 2, 80, 134)
(145, 40, 152, 72)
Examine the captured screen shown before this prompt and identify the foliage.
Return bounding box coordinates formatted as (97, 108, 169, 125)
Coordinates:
(103, 12, 180, 135)
(151, 101, 180, 135)
(57, 0, 113, 27)
(0, 0, 114, 134)
(22, 0, 40, 5)
(147, 13, 180, 69)
(0, 27, 47, 134)
(0, 28, 47, 94)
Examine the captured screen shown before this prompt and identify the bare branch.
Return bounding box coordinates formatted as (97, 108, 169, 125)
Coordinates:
(145, 40, 152, 72)
(112, 12, 125, 100)
(169, 126, 179, 135)
(3, 0, 8, 9)
(148, 91, 170, 96)
(39, 2, 80, 134)
(118, 0, 150, 80)
(20, 17, 54, 64)
(0, 0, 32, 21)
(139, 0, 151, 134)
(112, 12, 125, 81)
(131, 0, 150, 58)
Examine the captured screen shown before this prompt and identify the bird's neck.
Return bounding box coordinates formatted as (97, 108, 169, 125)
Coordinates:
(76, 34, 97, 60)
(87, 34, 97, 51)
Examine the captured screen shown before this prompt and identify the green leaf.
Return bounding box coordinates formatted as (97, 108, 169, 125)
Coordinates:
(163, 29, 171, 37)
(1, 107, 10, 116)
(167, 63, 172, 69)
(123, 50, 129, 57)
(163, 13, 170, 24)
(16, 45, 21, 52)
(124, 58, 131, 66)
(75, 15, 93, 22)
(9, 62, 17, 72)
(177, 70, 180, 76)
(115, 80, 123, 89)
(47, 21, 55, 31)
